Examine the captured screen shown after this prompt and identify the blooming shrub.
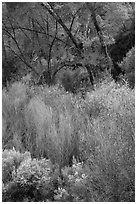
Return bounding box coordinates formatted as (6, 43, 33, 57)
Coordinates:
(2, 149, 30, 184)
(56, 160, 92, 202)
(54, 159, 104, 202)
(2, 152, 60, 202)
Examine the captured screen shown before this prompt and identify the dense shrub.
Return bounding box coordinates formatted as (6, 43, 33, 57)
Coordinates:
(2, 82, 85, 167)
(2, 55, 18, 87)
(2, 149, 31, 184)
(2, 153, 59, 202)
(77, 81, 135, 201)
(59, 69, 81, 93)
(3, 149, 134, 202)
(2, 82, 29, 150)
(2, 80, 135, 201)
(59, 67, 91, 94)
(119, 47, 135, 88)
(24, 88, 84, 167)
(54, 160, 94, 202)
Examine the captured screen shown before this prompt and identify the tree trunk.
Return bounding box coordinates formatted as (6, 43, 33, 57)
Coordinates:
(86, 3, 113, 72)
(85, 64, 94, 87)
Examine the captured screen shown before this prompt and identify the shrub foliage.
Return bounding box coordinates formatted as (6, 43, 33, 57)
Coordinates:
(2, 80, 135, 202)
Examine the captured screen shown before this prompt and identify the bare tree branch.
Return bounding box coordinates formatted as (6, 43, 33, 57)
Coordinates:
(47, 20, 58, 74)
(40, 2, 81, 51)
(3, 25, 39, 76)
(86, 2, 113, 71)
(5, 44, 39, 75)
(3, 25, 66, 45)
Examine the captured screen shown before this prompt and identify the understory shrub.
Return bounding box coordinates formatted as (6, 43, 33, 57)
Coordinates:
(2, 152, 60, 202)
(119, 47, 135, 88)
(59, 68, 90, 94)
(2, 149, 31, 184)
(55, 160, 94, 202)
(3, 149, 134, 202)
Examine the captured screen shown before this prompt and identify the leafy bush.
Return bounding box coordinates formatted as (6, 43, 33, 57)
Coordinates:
(59, 69, 81, 93)
(2, 147, 134, 202)
(2, 55, 19, 87)
(2, 149, 31, 184)
(54, 160, 93, 202)
(2, 153, 59, 202)
(119, 47, 135, 88)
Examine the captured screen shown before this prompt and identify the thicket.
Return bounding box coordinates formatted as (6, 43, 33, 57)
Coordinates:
(2, 2, 135, 202)
(2, 80, 135, 202)
(119, 47, 135, 88)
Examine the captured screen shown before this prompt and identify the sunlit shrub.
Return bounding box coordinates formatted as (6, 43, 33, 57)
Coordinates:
(24, 93, 83, 167)
(55, 160, 92, 202)
(2, 149, 30, 184)
(2, 154, 57, 202)
(77, 81, 135, 201)
(2, 83, 84, 167)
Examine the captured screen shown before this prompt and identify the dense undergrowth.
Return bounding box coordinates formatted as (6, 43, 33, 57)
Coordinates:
(2, 79, 135, 202)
